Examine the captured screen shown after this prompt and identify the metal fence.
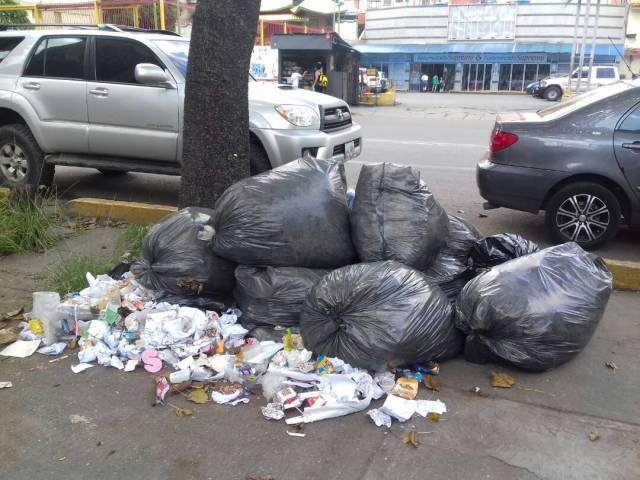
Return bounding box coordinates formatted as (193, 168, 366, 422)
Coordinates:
(0, 1, 325, 42)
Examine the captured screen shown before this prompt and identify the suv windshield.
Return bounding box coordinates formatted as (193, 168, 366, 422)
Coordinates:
(154, 39, 256, 82)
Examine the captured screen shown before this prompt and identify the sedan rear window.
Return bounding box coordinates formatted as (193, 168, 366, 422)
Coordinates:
(0, 37, 24, 63)
(537, 81, 637, 119)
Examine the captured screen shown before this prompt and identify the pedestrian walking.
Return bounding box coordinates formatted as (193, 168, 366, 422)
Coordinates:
(313, 62, 328, 94)
(290, 68, 302, 88)
(432, 74, 440, 92)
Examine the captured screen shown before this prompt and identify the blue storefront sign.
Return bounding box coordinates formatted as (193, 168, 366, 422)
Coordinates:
(413, 53, 548, 63)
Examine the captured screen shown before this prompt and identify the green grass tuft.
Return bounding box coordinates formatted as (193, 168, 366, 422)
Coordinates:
(44, 255, 116, 296)
(117, 224, 149, 261)
(0, 194, 61, 254)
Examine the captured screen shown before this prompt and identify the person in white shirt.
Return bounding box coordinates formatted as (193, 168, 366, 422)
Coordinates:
(290, 68, 303, 88)
(420, 73, 429, 92)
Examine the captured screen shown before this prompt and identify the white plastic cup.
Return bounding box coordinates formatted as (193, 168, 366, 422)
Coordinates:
(32, 291, 61, 346)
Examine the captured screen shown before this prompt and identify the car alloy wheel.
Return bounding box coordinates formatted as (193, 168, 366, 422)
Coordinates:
(555, 194, 610, 243)
(0, 142, 28, 183)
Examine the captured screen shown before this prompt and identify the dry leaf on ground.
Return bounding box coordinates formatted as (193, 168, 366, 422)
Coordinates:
(423, 375, 441, 392)
(427, 412, 442, 423)
(588, 431, 600, 442)
(402, 430, 419, 448)
(175, 407, 193, 417)
(187, 387, 209, 404)
(0, 326, 20, 345)
(490, 371, 515, 388)
(605, 361, 617, 373)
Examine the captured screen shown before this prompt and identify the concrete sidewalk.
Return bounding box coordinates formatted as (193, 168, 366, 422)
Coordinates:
(0, 290, 638, 480)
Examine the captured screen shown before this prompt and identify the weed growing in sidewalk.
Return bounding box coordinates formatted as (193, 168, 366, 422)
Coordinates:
(45, 255, 115, 296)
(0, 188, 62, 254)
(117, 224, 149, 261)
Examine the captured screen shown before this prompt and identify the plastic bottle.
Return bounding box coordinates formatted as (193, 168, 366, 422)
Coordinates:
(32, 291, 61, 346)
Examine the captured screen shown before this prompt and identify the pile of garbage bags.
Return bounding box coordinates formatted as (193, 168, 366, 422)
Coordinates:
(1, 158, 615, 430)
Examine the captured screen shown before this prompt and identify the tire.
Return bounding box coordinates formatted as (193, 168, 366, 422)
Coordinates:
(249, 136, 272, 175)
(0, 124, 54, 187)
(544, 86, 562, 102)
(545, 182, 621, 250)
(98, 168, 128, 176)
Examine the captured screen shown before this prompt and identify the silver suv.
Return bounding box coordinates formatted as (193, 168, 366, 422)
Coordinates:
(0, 26, 362, 186)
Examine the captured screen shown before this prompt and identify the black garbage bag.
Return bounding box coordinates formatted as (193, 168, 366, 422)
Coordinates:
(470, 233, 539, 272)
(213, 158, 356, 268)
(455, 242, 613, 372)
(234, 266, 328, 328)
(423, 215, 481, 301)
(131, 208, 236, 299)
(350, 163, 449, 270)
(300, 261, 463, 370)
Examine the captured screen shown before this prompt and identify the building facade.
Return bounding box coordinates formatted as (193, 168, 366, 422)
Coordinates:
(622, 0, 640, 78)
(357, 1, 628, 92)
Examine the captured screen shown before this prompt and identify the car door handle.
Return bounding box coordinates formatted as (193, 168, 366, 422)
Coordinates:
(89, 87, 109, 97)
(622, 142, 640, 152)
(22, 81, 40, 91)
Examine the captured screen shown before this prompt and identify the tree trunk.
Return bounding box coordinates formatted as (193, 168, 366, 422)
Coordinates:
(179, 0, 261, 208)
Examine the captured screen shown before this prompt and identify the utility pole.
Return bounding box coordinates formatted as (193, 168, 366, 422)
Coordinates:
(568, 0, 582, 93)
(575, 0, 592, 93)
(586, 0, 601, 90)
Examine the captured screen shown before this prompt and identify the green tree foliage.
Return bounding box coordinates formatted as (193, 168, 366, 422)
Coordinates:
(0, 0, 30, 25)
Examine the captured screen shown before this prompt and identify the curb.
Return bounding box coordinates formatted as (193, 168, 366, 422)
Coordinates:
(66, 198, 177, 225)
(604, 259, 640, 293)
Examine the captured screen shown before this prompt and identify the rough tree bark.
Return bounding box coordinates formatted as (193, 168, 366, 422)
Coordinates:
(179, 0, 261, 208)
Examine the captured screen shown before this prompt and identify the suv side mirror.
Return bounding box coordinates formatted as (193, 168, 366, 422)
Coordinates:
(135, 63, 175, 88)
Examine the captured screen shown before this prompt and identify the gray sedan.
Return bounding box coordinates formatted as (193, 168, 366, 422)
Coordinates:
(477, 80, 640, 249)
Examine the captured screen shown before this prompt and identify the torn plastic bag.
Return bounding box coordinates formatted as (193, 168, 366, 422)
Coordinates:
(300, 261, 462, 371)
(350, 163, 449, 270)
(234, 266, 328, 328)
(131, 207, 236, 300)
(470, 233, 539, 273)
(213, 158, 356, 268)
(455, 242, 612, 372)
(423, 215, 481, 302)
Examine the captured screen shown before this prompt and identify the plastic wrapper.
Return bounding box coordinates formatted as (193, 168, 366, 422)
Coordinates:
(300, 261, 463, 370)
(212, 157, 356, 268)
(423, 215, 481, 302)
(350, 163, 449, 270)
(455, 242, 613, 372)
(131, 207, 236, 300)
(470, 233, 540, 272)
(234, 266, 328, 328)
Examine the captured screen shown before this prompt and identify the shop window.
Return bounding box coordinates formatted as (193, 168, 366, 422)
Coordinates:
(510, 64, 524, 91)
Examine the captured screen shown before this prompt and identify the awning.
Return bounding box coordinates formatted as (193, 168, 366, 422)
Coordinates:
(292, 0, 347, 15)
(260, 0, 296, 14)
(260, 14, 308, 23)
(354, 42, 625, 56)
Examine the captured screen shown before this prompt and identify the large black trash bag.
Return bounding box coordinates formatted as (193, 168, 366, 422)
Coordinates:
(455, 242, 613, 372)
(470, 233, 539, 272)
(131, 208, 236, 299)
(300, 261, 463, 370)
(424, 215, 481, 301)
(350, 163, 449, 270)
(234, 266, 328, 328)
(213, 158, 356, 268)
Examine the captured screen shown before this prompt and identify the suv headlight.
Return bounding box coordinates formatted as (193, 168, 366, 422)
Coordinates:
(275, 105, 320, 127)
(540, 80, 547, 88)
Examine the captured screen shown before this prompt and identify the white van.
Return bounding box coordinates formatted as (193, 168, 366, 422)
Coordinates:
(535, 66, 619, 101)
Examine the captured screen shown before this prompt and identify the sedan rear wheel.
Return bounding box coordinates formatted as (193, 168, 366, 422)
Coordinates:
(545, 182, 621, 250)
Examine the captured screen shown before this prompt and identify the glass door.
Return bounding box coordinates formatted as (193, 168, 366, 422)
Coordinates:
(499, 64, 511, 91)
(510, 64, 524, 91)
(483, 64, 493, 90)
(524, 64, 537, 90)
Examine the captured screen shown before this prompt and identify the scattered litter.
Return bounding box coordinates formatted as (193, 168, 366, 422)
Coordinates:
(427, 412, 442, 423)
(0, 326, 20, 345)
(287, 423, 306, 437)
(470, 386, 490, 398)
(261, 403, 285, 420)
(478, 213, 488, 218)
(423, 375, 441, 392)
(71, 363, 94, 374)
(391, 377, 419, 400)
(48, 354, 69, 363)
(380, 394, 417, 422)
(155, 376, 170, 405)
(0, 339, 41, 358)
(605, 361, 617, 373)
(1, 307, 24, 322)
(588, 431, 600, 442)
(490, 371, 516, 388)
(69, 414, 94, 427)
(0, 381, 12, 388)
(174, 406, 193, 417)
(367, 408, 392, 428)
(37, 342, 67, 356)
(416, 399, 447, 417)
(187, 388, 209, 404)
(402, 430, 419, 448)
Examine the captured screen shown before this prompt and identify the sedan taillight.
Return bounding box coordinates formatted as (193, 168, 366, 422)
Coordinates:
(490, 129, 518, 153)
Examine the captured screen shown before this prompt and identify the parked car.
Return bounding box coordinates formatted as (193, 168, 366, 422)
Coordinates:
(534, 66, 619, 101)
(0, 26, 362, 187)
(477, 79, 640, 249)
(525, 79, 539, 95)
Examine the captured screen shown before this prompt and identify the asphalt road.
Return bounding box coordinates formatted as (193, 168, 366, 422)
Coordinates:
(51, 92, 639, 261)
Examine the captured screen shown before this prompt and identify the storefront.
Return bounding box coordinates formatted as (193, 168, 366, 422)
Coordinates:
(270, 33, 361, 105)
(357, 44, 621, 92)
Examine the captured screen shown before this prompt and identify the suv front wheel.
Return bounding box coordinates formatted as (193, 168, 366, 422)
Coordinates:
(545, 182, 621, 250)
(0, 124, 54, 187)
(544, 86, 562, 102)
